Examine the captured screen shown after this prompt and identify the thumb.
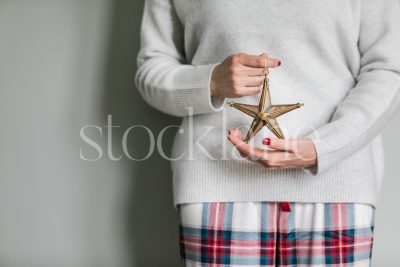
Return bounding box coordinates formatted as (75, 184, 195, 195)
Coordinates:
(262, 137, 295, 152)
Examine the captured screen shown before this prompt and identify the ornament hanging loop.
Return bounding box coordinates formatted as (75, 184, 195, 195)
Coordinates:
(263, 57, 269, 77)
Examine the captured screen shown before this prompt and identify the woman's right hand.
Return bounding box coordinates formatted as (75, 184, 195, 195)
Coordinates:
(210, 53, 281, 98)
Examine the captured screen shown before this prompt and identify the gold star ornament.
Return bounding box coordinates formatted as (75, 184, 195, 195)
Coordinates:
(228, 63, 303, 143)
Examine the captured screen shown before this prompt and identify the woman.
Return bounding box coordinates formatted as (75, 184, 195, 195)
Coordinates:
(135, 0, 400, 266)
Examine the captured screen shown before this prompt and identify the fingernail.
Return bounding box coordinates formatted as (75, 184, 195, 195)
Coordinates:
(262, 137, 271, 146)
(277, 60, 281, 66)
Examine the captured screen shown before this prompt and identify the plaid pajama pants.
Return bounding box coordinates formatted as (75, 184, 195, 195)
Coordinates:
(177, 202, 375, 266)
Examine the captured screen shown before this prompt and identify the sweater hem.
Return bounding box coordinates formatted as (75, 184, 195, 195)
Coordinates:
(171, 159, 380, 210)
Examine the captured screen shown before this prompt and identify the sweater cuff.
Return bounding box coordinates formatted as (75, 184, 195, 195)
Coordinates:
(172, 63, 226, 114)
(301, 132, 330, 176)
(301, 163, 318, 176)
(303, 122, 356, 175)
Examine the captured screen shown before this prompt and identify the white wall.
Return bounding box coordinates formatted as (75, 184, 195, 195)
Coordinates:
(0, 1, 399, 266)
(0, 1, 131, 267)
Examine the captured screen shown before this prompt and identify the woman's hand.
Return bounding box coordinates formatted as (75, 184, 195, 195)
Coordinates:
(227, 128, 317, 170)
(210, 53, 281, 98)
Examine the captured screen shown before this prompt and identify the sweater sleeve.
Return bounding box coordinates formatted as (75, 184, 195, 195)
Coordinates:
(303, 0, 400, 175)
(134, 0, 226, 117)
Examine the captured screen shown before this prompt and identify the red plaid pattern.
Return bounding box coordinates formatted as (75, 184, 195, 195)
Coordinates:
(177, 202, 375, 266)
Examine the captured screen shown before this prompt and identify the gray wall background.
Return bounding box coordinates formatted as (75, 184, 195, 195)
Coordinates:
(0, 1, 399, 266)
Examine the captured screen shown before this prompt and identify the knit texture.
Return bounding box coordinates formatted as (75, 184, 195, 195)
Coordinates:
(135, 0, 400, 210)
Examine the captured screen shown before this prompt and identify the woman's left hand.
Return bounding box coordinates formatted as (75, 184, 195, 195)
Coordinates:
(227, 128, 317, 170)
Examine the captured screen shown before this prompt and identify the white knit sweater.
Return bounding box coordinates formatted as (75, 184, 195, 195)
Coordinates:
(135, 0, 400, 209)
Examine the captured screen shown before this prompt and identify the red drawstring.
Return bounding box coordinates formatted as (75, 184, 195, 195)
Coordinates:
(280, 202, 291, 212)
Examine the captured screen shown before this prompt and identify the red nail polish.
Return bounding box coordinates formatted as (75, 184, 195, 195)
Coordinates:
(262, 137, 271, 146)
(277, 60, 281, 66)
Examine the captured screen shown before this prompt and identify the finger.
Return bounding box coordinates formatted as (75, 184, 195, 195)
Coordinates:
(239, 54, 281, 69)
(241, 66, 266, 77)
(227, 128, 248, 158)
(241, 55, 280, 69)
(244, 76, 265, 87)
(235, 85, 262, 97)
(236, 86, 263, 96)
(228, 133, 267, 161)
(236, 143, 265, 161)
(228, 128, 244, 140)
(262, 137, 296, 152)
(257, 150, 285, 167)
(227, 133, 252, 159)
(258, 158, 281, 170)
